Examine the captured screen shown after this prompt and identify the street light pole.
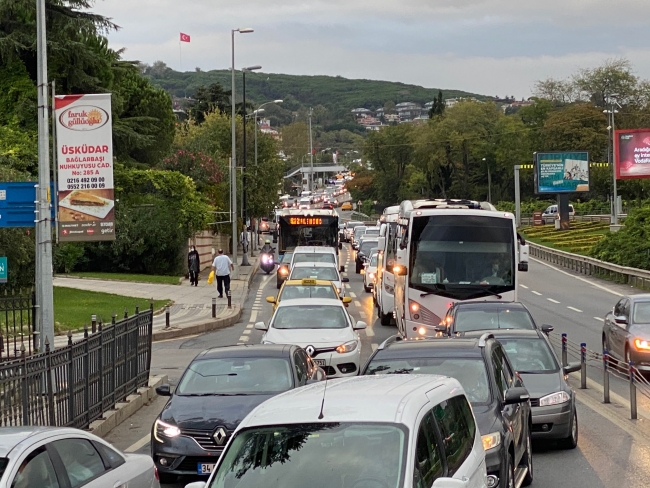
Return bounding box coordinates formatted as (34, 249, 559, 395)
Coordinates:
(604, 100, 619, 226)
(309, 107, 314, 191)
(483, 157, 491, 203)
(230, 28, 254, 275)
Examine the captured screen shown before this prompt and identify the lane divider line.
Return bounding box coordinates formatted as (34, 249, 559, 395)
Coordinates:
(243, 330, 251, 335)
(593, 317, 603, 322)
(371, 343, 378, 352)
(246, 323, 254, 329)
(125, 433, 151, 453)
(532, 291, 542, 296)
(520, 284, 529, 289)
(359, 312, 366, 318)
(567, 306, 583, 313)
(238, 335, 249, 342)
(354, 301, 361, 307)
(547, 298, 560, 304)
(530, 257, 623, 297)
(349, 292, 357, 298)
(366, 327, 375, 337)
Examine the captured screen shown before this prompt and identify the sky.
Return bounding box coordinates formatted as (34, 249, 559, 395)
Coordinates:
(94, 0, 650, 98)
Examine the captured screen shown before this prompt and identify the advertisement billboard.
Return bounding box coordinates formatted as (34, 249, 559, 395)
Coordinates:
(615, 129, 650, 179)
(534, 151, 590, 194)
(55, 94, 115, 242)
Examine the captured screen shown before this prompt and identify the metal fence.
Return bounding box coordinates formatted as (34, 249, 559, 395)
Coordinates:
(0, 291, 37, 360)
(519, 214, 615, 226)
(0, 305, 153, 430)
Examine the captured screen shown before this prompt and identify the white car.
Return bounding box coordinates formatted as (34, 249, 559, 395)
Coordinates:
(288, 261, 348, 297)
(186, 375, 487, 488)
(255, 298, 366, 378)
(363, 251, 379, 293)
(290, 246, 342, 271)
(298, 198, 311, 210)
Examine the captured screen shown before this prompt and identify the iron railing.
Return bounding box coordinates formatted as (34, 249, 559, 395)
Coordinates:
(0, 304, 153, 430)
(0, 291, 36, 359)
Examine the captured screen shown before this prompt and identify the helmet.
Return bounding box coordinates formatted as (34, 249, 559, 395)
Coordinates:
(265, 239, 271, 244)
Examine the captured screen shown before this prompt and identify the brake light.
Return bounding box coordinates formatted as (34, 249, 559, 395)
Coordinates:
(154, 466, 159, 481)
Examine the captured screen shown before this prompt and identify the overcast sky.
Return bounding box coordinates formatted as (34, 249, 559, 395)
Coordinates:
(94, 0, 650, 98)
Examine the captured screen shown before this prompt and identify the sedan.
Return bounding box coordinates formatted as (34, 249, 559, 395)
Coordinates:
(363, 251, 378, 293)
(0, 426, 159, 488)
(602, 294, 650, 371)
(288, 262, 349, 297)
(151, 344, 324, 483)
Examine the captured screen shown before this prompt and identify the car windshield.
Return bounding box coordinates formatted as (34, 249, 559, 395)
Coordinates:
(500, 338, 558, 373)
(176, 357, 293, 395)
(366, 357, 490, 404)
(633, 302, 650, 323)
(454, 307, 535, 332)
(360, 241, 378, 255)
(365, 229, 380, 236)
(280, 285, 337, 300)
(354, 227, 367, 238)
(370, 254, 378, 267)
(294, 253, 336, 264)
(290, 267, 339, 281)
(273, 305, 348, 329)
(209, 423, 407, 488)
(280, 253, 293, 264)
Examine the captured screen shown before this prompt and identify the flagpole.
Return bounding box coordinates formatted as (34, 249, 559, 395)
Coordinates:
(179, 41, 182, 73)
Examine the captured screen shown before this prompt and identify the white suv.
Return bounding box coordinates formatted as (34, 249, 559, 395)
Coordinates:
(185, 375, 487, 488)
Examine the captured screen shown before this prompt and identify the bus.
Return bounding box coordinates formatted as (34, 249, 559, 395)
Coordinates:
(276, 209, 340, 255)
(391, 199, 529, 339)
(376, 205, 400, 326)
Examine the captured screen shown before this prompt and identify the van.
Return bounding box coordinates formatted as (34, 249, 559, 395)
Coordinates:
(542, 204, 575, 221)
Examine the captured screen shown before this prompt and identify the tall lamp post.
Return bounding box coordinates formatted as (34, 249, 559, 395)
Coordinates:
(230, 27, 254, 275)
(604, 97, 620, 226)
(240, 65, 262, 266)
(483, 157, 491, 203)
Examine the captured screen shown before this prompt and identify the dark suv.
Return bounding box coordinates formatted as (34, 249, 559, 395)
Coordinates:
(355, 239, 378, 274)
(362, 333, 533, 488)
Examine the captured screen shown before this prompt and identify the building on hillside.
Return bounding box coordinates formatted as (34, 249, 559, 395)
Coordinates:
(351, 108, 373, 118)
(375, 107, 385, 118)
(445, 97, 481, 108)
(384, 114, 400, 123)
(424, 101, 434, 112)
(358, 115, 381, 127)
(259, 118, 281, 140)
(395, 102, 422, 121)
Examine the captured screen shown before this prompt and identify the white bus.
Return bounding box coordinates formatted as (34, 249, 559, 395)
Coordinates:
(375, 205, 400, 326)
(392, 199, 529, 339)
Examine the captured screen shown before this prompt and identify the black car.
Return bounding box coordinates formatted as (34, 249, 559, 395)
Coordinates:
(602, 294, 650, 371)
(151, 344, 324, 483)
(355, 239, 378, 274)
(465, 329, 580, 448)
(276, 252, 293, 289)
(438, 301, 554, 337)
(362, 334, 533, 488)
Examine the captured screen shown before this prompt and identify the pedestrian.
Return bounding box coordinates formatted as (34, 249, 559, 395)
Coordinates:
(211, 249, 234, 298)
(188, 245, 200, 286)
(240, 229, 249, 254)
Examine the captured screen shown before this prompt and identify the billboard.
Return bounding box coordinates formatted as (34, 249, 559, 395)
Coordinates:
(615, 129, 650, 179)
(534, 151, 590, 194)
(55, 94, 115, 242)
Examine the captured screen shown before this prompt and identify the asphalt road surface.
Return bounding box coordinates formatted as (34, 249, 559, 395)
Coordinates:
(105, 245, 650, 488)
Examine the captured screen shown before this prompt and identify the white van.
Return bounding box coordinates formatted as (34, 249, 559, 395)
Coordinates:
(542, 204, 575, 221)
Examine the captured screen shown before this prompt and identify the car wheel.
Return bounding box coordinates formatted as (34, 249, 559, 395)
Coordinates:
(559, 408, 578, 449)
(158, 472, 177, 484)
(602, 335, 614, 367)
(502, 454, 515, 488)
(380, 312, 391, 326)
(521, 429, 533, 486)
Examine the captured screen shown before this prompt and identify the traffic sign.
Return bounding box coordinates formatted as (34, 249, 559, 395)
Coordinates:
(0, 257, 7, 283)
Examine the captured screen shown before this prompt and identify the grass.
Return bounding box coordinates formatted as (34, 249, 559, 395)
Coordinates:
(59, 272, 181, 285)
(521, 222, 610, 255)
(53, 287, 170, 333)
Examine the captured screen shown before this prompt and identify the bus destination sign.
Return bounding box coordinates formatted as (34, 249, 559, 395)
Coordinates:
(289, 217, 323, 225)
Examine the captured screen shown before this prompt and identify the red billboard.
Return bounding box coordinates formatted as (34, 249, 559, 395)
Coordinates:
(616, 129, 650, 179)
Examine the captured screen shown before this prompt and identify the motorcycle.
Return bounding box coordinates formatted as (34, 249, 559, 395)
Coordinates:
(260, 251, 276, 274)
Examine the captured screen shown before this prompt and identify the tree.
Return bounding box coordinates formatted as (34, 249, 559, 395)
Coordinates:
(188, 83, 231, 123)
(281, 122, 310, 162)
(533, 78, 579, 105)
(383, 101, 396, 114)
(573, 58, 638, 106)
(428, 90, 445, 118)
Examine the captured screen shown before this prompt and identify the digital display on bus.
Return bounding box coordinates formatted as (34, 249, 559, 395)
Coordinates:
(289, 217, 323, 225)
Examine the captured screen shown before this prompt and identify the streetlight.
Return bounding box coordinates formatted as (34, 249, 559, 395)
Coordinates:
(240, 65, 262, 266)
(604, 99, 620, 226)
(230, 27, 254, 274)
(483, 157, 491, 203)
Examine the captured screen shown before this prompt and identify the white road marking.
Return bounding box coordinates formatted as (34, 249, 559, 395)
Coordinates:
(250, 310, 257, 322)
(246, 323, 254, 329)
(567, 306, 583, 313)
(349, 292, 357, 298)
(366, 327, 375, 337)
(243, 330, 251, 335)
(354, 301, 361, 307)
(547, 298, 560, 304)
(371, 343, 378, 352)
(532, 291, 542, 296)
(345, 284, 351, 289)
(238, 335, 249, 342)
(125, 433, 151, 453)
(359, 311, 367, 318)
(594, 317, 604, 322)
(520, 284, 529, 289)
(531, 257, 624, 297)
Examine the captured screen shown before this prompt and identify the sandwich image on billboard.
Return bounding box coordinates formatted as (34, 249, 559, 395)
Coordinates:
(534, 151, 590, 194)
(616, 129, 650, 179)
(55, 93, 115, 242)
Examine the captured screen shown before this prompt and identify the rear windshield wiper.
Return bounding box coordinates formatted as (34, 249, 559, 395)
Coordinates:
(385, 368, 414, 375)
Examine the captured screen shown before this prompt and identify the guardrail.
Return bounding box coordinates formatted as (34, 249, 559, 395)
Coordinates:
(548, 332, 650, 420)
(0, 304, 153, 429)
(529, 242, 650, 290)
(519, 214, 616, 226)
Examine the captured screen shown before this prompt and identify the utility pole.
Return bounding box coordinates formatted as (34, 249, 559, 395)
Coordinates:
(241, 69, 250, 266)
(514, 165, 521, 228)
(309, 107, 314, 191)
(36, 0, 54, 350)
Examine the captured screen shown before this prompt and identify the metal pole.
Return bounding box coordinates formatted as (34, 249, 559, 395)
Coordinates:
(51, 80, 59, 244)
(630, 361, 637, 420)
(611, 105, 618, 226)
(561, 333, 567, 367)
(241, 70, 250, 266)
(580, 342, 587, 389)
(230, 31, 238, 277)
(309, 107, 314, 192)
(514, 165, 521, 228)
(36, 0, 54, 350)
(254, 111, 259, 253)
(603, 349, 610, 403)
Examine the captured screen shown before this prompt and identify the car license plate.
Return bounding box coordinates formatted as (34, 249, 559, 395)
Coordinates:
(198, 463, 215, 475)
(314, 359, 326, 366)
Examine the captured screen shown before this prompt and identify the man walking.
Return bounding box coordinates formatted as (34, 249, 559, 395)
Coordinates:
(211, 249, 234, 298)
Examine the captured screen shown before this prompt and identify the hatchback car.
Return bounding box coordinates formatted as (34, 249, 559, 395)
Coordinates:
(290, 245, 342, 271)
(256, 298, 367, 378)
(151, 344, 324, 483)
(185, 375, 488, 488)
(602, 294, 650, 372)
(288, 262, 349, 297)
(275, 252, 293, 289)
(267, 278, 352, 311)
(363, 251, 379, 293)
(0, 427, 159, 488)
(363, 334, 533, 488)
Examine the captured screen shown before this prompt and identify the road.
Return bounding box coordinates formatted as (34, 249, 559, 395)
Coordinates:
(105, 244, 650, 488)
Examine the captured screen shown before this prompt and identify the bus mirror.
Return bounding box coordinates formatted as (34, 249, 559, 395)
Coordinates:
(396, 248, 407, 263)
(377, 237, 386, 251)
(518, 263, 528, 272)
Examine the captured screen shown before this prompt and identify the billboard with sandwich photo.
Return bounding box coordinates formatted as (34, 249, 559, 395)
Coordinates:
(55, 94, 115, 242)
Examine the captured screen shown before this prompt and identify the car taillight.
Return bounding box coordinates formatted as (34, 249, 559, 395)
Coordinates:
(154, 466, 160, 481)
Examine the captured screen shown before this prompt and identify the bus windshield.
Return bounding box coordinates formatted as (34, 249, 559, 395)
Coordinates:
(409, 215, 515, 300)
(279, 216, 338, 251)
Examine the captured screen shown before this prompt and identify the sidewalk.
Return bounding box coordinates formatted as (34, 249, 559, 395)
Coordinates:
(52, 255, 259, 347)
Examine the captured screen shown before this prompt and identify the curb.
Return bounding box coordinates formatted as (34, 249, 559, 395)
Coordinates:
(152, 305, 243, 341)
(89, 374, 168, 438)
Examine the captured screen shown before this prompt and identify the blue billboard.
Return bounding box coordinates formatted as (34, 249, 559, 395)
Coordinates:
(534, 151, 590, 194)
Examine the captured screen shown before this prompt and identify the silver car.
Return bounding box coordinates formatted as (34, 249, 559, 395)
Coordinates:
(0, 427, 159, 488)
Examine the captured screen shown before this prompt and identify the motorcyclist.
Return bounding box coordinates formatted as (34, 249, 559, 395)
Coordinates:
(261, 239, 274, 254)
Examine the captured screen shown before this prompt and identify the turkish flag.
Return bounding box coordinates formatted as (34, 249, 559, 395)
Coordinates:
(180, 32, 191, 42)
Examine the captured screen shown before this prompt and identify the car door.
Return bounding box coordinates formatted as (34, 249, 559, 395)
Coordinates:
(412, 410, 445, 488)
(611, 298, 629, 358)
(491, 347, 521, 460)
(49, 437, 116, 488)
(9, 446, 60, 488)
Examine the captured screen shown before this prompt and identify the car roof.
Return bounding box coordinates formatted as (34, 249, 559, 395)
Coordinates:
(628, 294, 650, 304)
(0, 427, 96, 457)
(276, 298, 345, 308)
(453, 301, 528, 311)
(194, 344, 293, 360)
(292, 261, 337, 268)
(461, 329, 543, 340)
(292, 246, 336, 254)
(284, 279, 335, 287)
(374, 338, 485, 359)
(239, 375, 461, 427)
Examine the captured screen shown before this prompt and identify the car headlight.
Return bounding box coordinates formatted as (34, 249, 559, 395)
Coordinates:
(279, 267, 288, 276)
(634, 338, 650, 351)
(539, 391, 570, 406)
(154, 419, 181, 443)
(336, 340, 358, 354)
(481, 432, 501, 451)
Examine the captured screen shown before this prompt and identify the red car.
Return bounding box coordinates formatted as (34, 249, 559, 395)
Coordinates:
(321, 203, 334, 210)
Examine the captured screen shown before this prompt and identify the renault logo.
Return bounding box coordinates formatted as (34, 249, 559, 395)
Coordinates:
(305, 345, 315, 357)
(213, 427, 227, 446)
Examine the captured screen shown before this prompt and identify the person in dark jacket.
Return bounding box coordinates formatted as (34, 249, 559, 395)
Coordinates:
(188, 245, 200, 286)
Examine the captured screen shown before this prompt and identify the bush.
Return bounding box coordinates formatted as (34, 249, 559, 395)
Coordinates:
(53, 243, 87, 274)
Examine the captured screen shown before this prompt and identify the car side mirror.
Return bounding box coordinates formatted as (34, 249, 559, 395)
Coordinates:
(354, 321, 367, 330)
(614, 316, 628, 325)
(185, 483, 207, 488)
(340, 265, 345, 272)
(434, 325, 448, 334)
(503, 386, 530, 406)
(342, 297, 352, 304)
(541, 324, 554, 334)
(307, 367, 327, 383)
(254, 322, 268, 331)
(563, 362, 581, 375)
(156, 384, 172, 397)
(266, 296, 276, 304)
(431, 478, 469, 488)
(342, 277, 350, 283)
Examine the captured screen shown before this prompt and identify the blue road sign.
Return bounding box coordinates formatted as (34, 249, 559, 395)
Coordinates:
(0, 257, 7, 283)
(0, 182, 55, 227)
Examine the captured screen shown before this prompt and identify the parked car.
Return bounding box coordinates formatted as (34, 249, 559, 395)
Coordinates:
(151, 344, 325, 483)
(186, 375, 488, 488)
(363, 333, 533, 488)
(602, 294, 650, 373)
(0, 426, 160, 488)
